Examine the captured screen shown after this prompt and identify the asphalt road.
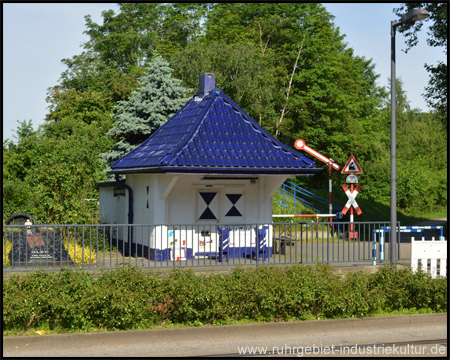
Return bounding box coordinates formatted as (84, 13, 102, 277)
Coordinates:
(3, 313, 446, 357)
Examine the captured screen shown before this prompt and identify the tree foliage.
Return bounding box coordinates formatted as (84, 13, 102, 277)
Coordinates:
(362, 79, 447, 210)
(83, 3, 162, 70)
(3, 121, 111, 224)
(394, 3, 447, 122)
(171, 40, 276, 128)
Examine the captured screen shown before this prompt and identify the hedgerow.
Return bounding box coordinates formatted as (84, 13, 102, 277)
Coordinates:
(2, 264, 447, 333)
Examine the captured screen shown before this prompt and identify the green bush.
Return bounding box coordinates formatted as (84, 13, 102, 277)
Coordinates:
(2, 264, 447, 334)
(367, 265, 447, 312)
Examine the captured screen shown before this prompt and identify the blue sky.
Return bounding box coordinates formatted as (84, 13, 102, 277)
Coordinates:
(3, 3, 447, 142)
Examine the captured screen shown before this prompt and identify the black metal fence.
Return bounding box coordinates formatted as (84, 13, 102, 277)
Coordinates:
(3, 222, 401, 272)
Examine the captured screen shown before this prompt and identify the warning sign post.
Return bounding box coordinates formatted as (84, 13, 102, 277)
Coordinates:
(341, 155, 363, 240)
(342, 183, 362, 240)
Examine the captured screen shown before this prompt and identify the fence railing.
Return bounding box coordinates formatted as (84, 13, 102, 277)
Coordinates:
(3, 221, 406, 272)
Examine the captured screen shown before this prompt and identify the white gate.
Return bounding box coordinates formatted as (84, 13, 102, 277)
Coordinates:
(411, 237, 447, 278)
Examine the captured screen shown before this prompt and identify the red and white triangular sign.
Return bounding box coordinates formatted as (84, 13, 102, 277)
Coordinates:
(341, 155, 363, 174)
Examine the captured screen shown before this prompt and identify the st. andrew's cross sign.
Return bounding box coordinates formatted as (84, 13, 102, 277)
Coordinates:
(341, 183, 362, 215)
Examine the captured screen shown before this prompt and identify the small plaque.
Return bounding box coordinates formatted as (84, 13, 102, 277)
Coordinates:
(6, 228, 71, 265)
(346, 174, 359, 184)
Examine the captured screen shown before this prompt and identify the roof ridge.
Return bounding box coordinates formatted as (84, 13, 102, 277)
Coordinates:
(217, 91, 314, 167)
(162, 91, 218, 166)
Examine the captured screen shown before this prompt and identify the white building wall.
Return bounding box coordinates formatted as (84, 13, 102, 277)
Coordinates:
(164, 175, 257, 224)
(124, 173, 290, 226)
(119, 173, 291, 252)
(127, 174, 154, 225)
(98, 187, 125, 225)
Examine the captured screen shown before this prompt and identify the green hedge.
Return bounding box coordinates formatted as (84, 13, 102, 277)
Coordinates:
(3, 264, 447, 333)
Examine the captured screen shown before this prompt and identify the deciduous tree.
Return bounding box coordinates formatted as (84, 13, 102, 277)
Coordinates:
(394, 3, 447, 122)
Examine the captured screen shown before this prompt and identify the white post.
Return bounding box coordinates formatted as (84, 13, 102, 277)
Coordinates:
(429, 237, 438, 278)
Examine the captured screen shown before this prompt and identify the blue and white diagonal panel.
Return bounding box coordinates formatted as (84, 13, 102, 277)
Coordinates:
(224, 190, 244, 218)
(198, 192, 218, 220)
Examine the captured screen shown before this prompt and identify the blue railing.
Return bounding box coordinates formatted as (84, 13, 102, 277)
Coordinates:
(277, 180, 343, 216)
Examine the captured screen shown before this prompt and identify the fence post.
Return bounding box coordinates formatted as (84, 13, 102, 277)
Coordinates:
(380, 229, 385, 263)
(372, 229, 377, 266)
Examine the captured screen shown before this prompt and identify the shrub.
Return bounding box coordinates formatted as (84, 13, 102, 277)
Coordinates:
(3, 237, 12, 267)
(2, 264, 447, 334)
(367, 265, 447, 312)
(63, 238, 97, 265)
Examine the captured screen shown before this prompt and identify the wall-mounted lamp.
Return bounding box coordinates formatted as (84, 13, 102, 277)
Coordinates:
(113, 187, 126, 197)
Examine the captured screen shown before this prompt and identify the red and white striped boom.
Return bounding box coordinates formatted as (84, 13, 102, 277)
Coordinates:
(272, 214, 336, 218)
(294, 139, 340, 170)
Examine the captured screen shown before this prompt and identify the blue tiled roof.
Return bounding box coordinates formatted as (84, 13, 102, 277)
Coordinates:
(110, 89, 321, 175)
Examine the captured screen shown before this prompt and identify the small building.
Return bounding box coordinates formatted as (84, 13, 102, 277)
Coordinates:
(98, 73, 321, 260)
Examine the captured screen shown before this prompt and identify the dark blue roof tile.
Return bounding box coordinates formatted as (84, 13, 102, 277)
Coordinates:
(110, 89, 321, 175)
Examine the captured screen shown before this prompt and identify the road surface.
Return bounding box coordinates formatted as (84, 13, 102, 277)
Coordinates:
(3, 313, 446, 357)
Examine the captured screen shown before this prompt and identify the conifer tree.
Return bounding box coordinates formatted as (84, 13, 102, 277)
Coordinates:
(101, 56, 190, 166)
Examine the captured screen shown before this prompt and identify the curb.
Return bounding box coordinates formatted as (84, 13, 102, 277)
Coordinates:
(3, 313, 447, 347)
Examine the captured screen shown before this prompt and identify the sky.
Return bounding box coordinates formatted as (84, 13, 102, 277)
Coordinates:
(3, 2, 447, 143)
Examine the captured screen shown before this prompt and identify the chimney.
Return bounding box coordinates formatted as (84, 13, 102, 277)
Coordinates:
(199, 73, 215, 95)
